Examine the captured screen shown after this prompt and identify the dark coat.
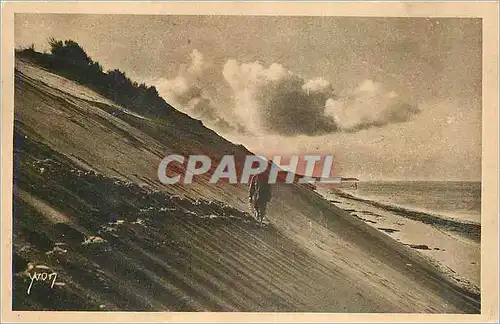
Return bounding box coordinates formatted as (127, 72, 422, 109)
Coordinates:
(249, 173, 272, 205)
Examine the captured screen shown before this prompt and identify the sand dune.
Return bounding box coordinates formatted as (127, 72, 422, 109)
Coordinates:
(12, 58, 480, 313)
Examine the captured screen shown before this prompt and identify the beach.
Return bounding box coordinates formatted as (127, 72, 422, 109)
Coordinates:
(315, 182, 481, 296)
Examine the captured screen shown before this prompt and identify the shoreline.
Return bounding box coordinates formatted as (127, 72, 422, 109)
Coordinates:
(314, 186, 481, 296)
(332, 188, 480, 242)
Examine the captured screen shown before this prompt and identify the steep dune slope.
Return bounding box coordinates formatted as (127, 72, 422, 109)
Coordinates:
(12, 59, 480, 313)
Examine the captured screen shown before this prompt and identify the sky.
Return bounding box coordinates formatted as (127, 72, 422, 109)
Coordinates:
(15, 14, 482, 181)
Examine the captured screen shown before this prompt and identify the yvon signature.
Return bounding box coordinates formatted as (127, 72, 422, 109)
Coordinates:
(26, 264, 62, 295)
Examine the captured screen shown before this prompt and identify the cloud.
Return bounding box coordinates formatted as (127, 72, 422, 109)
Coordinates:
(223, 60, 337, 136)
(302, 77, 332, 93)
(187, 49, 205, 75)
(223, 60, 420, 136)
(153, 50, 245, 134)
(324, 79, 420, 132)
(185, 97, 247, 134)
(153, 49, 206, 106)
(153, 52, 419, 137)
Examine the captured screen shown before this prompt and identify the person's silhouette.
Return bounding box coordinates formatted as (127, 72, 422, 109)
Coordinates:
(248, 163, 272, 225)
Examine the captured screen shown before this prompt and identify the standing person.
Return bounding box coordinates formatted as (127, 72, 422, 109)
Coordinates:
(248, 166, 272, 225)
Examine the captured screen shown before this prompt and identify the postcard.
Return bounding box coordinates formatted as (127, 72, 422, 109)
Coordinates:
(1, 2, 498, 323)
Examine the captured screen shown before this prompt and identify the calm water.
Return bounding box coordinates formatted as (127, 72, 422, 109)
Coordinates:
(340, 181, 481, 223)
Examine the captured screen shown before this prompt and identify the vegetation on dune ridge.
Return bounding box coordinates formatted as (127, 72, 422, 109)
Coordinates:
(16, 39, 175, 119)
(15, 38, 256, 159)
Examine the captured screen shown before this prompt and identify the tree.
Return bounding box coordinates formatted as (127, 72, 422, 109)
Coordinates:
(49, 38, 92, 67)
(17, 38, 175, 118)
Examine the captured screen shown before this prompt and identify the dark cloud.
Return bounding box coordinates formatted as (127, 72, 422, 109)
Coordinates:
(224, 60, 420, 136)
(258, 77, 337, 136)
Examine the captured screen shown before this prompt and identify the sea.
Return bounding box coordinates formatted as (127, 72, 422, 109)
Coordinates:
(329, 181, 481, 224)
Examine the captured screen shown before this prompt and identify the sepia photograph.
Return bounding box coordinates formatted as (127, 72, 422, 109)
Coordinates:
(1, 2, 498, 323)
